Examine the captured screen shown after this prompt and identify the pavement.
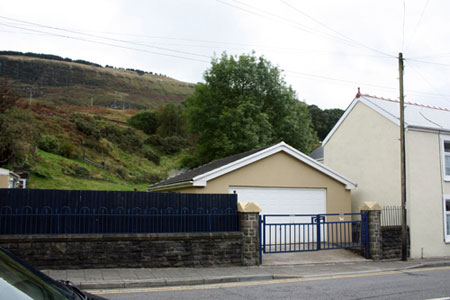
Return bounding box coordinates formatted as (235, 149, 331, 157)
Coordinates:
(40, 250, 450, 290)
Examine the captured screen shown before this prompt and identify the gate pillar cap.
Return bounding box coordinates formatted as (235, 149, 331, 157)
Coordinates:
(237, 202, 261, 213)
(360, 201, 381, 211)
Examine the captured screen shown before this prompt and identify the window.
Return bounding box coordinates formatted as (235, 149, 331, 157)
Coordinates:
(445, 198, 450, 243)
(442, 139, 450, 181)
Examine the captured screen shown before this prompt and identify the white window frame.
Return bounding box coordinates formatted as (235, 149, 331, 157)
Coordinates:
(441, 137, 450, 181)
(444, 195, 450, 243)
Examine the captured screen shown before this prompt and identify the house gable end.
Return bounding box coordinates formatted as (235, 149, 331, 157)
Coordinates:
(323, 96, 400, 147)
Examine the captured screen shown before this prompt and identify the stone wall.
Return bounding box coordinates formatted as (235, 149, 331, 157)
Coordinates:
(0, 232, 243, 269)
(363, 209, 382, 260)
(240, 212, 259, 266)
(381, 226, 410, 259)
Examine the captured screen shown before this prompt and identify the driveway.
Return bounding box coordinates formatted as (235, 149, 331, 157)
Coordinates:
(262, 249, 368, 266)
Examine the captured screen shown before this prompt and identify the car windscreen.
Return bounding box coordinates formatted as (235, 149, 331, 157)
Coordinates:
(0, 249, 76, 300)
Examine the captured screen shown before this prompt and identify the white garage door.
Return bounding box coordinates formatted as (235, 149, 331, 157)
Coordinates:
(230, 186, 327, 245)
(229, 186, 326, 215)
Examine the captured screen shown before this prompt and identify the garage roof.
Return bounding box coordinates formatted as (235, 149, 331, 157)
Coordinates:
(148, 142, 356, 191)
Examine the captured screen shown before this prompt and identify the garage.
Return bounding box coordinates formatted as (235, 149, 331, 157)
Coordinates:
(229, 186, 326, 215)
(148, 142, 355, 217)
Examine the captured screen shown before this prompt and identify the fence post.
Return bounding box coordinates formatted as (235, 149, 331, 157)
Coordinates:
(360, 202, 382, 260)
(238, 202, 261, 266)
(316, 214, 321, 250)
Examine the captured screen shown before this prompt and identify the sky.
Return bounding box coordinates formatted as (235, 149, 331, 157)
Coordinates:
(1, 0, 450, 109)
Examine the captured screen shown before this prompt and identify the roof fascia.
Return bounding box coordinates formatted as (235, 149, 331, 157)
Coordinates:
(407, 125, 450, 135)
(193, 143, 285, 186)
(147, 181, 193, 192)
(193, 142, 357, 190)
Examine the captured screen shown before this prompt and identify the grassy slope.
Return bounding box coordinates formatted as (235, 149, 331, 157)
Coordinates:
(28, 150, 185, 191)
(0, 55, 195, 108)
(5, 103, 187, 191)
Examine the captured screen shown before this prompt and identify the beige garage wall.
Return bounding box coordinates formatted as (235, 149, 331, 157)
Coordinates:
(324, 101, 401, 213)
(407, 130, 450, 258)
(176, 151, 351, 214)
(0, 174, 9, 188)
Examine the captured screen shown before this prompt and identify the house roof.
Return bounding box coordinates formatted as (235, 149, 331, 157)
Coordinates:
(309, 146, 323, 161)
(148, 142, 356, 191)
(323, 93, 450, 146)
(148, 144, 272, 189)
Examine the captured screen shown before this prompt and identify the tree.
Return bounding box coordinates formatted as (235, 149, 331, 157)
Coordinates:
(308, 105, 344, 141)
(185, 53, 318, 166)
(127, 109, 157, 135)
(155, 103, 186, 137)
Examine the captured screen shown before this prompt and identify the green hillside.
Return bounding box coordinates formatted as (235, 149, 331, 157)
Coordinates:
(0, 83, 191, 191)
(0, 51, 195, 109)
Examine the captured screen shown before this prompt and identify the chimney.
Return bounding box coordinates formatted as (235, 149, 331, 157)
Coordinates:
(355, 87, 361, 98)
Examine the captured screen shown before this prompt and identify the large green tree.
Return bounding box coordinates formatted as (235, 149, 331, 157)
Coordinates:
(185, 53, 318, 166)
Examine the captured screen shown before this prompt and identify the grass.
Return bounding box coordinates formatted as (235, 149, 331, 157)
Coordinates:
(29, 150, 150, 191)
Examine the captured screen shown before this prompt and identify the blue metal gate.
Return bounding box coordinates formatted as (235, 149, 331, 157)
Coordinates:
(259, 212, 369, 259)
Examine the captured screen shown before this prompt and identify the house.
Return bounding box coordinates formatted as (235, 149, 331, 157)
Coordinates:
(148, 142, 356, 217)
(0, 168, 20, 188)
(323, 91, 450, 258)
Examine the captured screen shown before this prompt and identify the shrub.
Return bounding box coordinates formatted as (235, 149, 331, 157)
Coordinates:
(74, 166, 90, 177)
(38, 135, 60, 154)
(144, 134, 164, 147)
(101, 125, 122, 143)
(127, 110, 157, 135)
(142, 146, 160, 165)
(74, 117, 101, 140)
(122, 128, 143, 152)
(162, 136, 187, 155)
(60, 141, 76, 158)
(101, 125, 142, 153)
(180, 153, 203, 169)
(144, 135, 187, 154)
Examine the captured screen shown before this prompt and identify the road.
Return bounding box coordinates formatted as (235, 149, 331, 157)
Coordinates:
(93, 266, 450, 300)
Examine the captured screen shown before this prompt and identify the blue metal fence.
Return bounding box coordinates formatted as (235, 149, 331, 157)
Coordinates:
(261, 213, 369, 257)
(0, 189, 239, 234)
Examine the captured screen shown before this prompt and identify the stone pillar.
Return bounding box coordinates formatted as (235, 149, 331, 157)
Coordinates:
(238, 202, 261, 266)
(361, 201, 382, 260)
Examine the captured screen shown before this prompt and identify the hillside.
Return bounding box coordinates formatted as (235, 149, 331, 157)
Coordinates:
(0, 51, 195, 109)
(0, 75, 192, 191)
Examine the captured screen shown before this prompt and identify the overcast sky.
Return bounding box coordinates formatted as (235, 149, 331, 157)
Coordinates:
(1, 0, 450, 109)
